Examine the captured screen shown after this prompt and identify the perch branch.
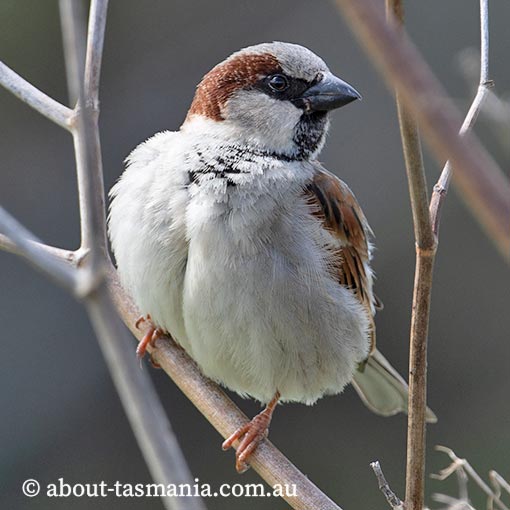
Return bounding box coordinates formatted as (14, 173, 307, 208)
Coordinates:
(0, 228, 345, 509)
(108, 262, 343, 510)
(0, 61, 73, 129)
(334, 0, 510, 260)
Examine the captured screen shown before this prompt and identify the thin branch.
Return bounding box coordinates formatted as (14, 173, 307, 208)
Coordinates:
(370, 461, 405, 510)
(384, 3, 435, 510)
(0, 61, 73, 129)
(490, 471, 510, 498)
(84, 0, 108, 105)
(404, 247, 435, 510)
(432, 493, 475, 510)
(334, 0, 510, 260)
(429, 0, 493, 236)
(0, 207, 77, 292)
(490, 470, 510, 510)
(0, 232, 80, 264)
(59, 0, 87, 106)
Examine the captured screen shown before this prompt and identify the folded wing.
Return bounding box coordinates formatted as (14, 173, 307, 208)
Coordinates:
(305, 165, 436, 423)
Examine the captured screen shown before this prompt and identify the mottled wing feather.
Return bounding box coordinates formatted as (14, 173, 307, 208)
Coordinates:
(305, 167, 377, 353)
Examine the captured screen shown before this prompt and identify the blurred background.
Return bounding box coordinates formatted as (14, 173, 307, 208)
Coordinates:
(1, 1, 509, 509)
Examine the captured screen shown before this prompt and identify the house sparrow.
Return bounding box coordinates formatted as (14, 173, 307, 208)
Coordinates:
(109, 42, 436, 473)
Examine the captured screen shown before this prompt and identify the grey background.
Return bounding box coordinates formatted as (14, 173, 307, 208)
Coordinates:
(1, 1, 509, 509)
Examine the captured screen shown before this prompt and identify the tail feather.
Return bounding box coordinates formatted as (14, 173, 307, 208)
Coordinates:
(352, 349, 437, 423)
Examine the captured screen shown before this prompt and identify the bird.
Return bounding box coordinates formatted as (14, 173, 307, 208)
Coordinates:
(108, 41, 436, 474)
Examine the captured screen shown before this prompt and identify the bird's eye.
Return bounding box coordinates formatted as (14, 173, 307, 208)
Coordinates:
(268, 74, 289, 92)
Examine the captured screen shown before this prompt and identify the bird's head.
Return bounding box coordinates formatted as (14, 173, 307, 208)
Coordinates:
(182, 42, 361, 160)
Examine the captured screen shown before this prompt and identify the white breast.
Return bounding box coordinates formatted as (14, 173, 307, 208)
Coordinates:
(109, 129, 370, 405)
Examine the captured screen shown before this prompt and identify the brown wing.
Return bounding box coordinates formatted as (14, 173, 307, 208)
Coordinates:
(305, 167, 378, 353)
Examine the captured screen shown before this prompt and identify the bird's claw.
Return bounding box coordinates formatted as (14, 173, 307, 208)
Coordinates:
(134, 315, 164, 359)
(222, 411, 271, 473)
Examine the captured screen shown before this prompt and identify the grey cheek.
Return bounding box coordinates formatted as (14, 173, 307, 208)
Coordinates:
(224, 90, 303, 145)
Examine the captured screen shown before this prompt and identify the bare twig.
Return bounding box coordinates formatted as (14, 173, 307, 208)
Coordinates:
(429, 0, 493, 236)
(490, 471, 510, 498)
(84, 0, 107, 105)
(489, 471, 510, 510)
(458, 49, 510, 152)
(0, 233, 79, 264)
(59, 0, 87, 105)
(0, 61, 73, 129)
(432, 446, 510, 510)
(432, 493, 475, 510)
(334, 0, 510, 260)
(0, 207, 77, 292)
(384, 3, 435, 510)
(370, 461, 405, 510)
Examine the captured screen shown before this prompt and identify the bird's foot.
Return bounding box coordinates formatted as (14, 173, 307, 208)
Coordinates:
(135, 314, 164, 359)
(222, 392, 280, 473)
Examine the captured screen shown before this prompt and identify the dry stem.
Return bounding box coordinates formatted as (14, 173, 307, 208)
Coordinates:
(370, 461, 405, 510)
(384, 2, 435, 510)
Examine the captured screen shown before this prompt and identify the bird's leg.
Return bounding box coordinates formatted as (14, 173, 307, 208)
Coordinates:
(134, 314, 164, 359)
(222, 391, 280, 473)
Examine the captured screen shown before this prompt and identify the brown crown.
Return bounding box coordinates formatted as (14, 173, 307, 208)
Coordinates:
(186, 52, 281, 122)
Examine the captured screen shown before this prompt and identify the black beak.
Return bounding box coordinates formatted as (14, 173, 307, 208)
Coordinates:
(293, 73, 361, 113)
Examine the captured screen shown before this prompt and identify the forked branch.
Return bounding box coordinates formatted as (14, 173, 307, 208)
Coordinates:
(429, 0, 493, 236)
